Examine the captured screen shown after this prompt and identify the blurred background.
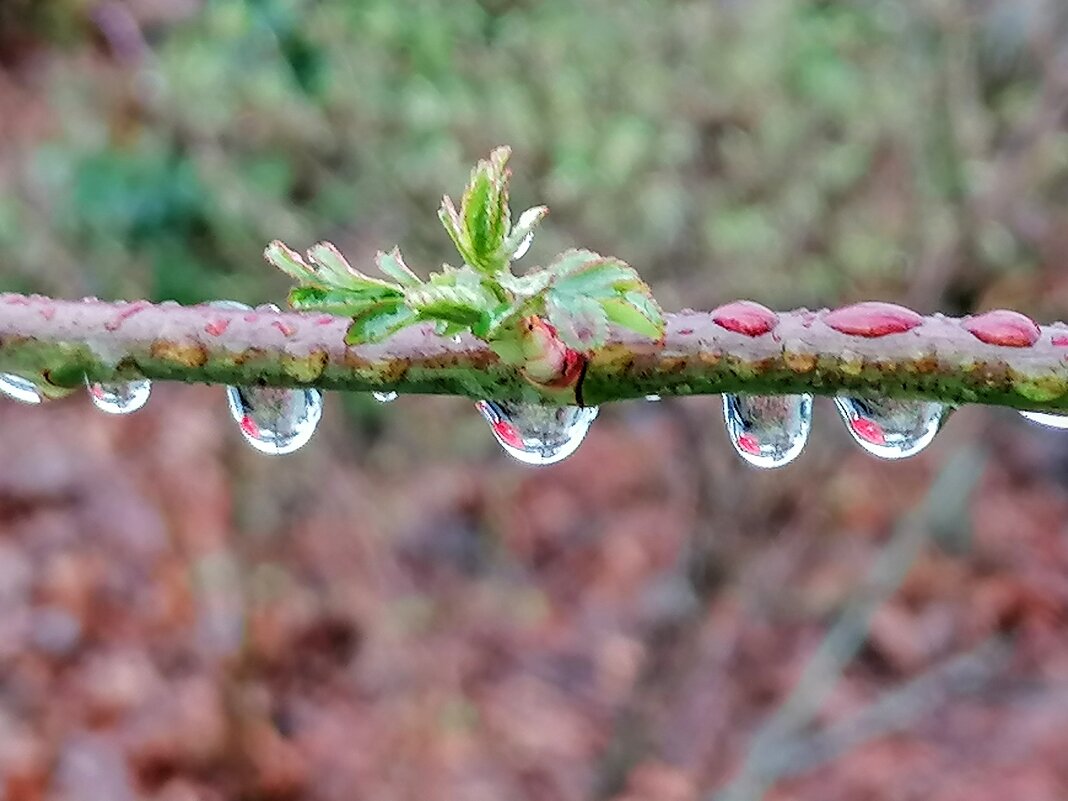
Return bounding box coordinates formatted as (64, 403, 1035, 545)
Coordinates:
(1, 1, 1068, 799)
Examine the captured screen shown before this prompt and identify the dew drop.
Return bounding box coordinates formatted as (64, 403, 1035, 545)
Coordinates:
(723, 393, 812, 468)
(227, 385, 323, 455)
(834, 396, 945, 459)
(1019, 411, 1068, 430)
(210, 300, 322, 453)
(475, 400, 597, 465)
(86, 377, 151, 415)
(512, 230, 534, 261)
(0, 374, 42, 404)
(645, 394, 662, 402)
(373, 391, 398, 403)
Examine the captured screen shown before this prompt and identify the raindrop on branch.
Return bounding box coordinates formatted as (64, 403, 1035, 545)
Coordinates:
(86, 378, 151, 415)
(1019, 410, 1068, 429)
(834, 396, 945, 459)
(645, 394, 662, 402)
(373, 391, 398, 403)
(475, 400, 598, 465)
(210, 299, 323, 455)
(227, 385, 323, 455)
(723, 393, 812, 468)
(0, 374, 42, 404)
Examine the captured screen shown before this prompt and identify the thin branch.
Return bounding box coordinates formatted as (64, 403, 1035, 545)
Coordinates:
(2, 293, 1068, 409)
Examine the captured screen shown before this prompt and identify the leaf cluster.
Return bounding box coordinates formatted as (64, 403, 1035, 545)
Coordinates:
(265, 147, 665, 355)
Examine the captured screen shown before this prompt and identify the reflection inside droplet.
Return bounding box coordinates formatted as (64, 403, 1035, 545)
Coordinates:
(0, 374, 42, 404)
(475, 399, 597, 465)
(834, 396, 945, 459)
(86, 378, 151, 415)
(227, 386, 323, 455)
(723, 393, 812, 468)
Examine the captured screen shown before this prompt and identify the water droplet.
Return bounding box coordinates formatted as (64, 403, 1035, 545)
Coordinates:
(512, 230, 534, 261)
(834, 396, 945, 459)
(475, 400, 597, 465)
(645, 394, 662, 402)
(1019, 411, 1068, 430)
(208, 299, 252, 311)
(86, 378, 151, 415)
(226, 386, 323, 455)
(723, 393, 812, 468)
(0, 374, 42, 404)
(373, 391, 398, 403)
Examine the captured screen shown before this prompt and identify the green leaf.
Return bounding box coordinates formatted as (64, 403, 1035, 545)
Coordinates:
(498, 267, 554, 299)
(488, 336, 525, 366)
(547, 249, 602, 276)
(546, 293, 609, 350)
(503, 205, 548, 261)
(375, 248, 421, 287)
(459, 146, 511, 272)
(265, 240, 317, 283)
(307, 242, 400, 292)
(438, 196, 474, 265)
(345, 302, 420, 344)
(288, 286, 394, 315)
(601, 291, 665, 340)
(553, 257, 646, 299)
(406, 285, 491, 328)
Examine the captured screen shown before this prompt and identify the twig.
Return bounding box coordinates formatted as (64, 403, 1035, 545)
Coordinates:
(3, 294, 1068, 409)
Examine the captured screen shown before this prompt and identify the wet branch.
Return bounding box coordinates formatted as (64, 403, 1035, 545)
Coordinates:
(2, 293, 1068, 410)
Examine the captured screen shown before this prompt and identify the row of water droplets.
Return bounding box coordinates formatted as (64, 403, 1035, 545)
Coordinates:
(1, 367, 1064, 463)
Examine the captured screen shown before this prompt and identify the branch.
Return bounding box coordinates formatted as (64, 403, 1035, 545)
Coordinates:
(2, 293, 1068, 411)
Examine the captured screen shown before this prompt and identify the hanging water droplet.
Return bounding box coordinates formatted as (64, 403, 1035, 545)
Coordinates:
(644, 394, 662, 402)
(475, 400, 597, 465)
(227, 385, 323, 455)
(511, 230, 534, 261)
(373, 391, 398, 403)
(209, 300, 321, 454)
(834, 396, 945, 459)
(1019, 411, 1068, 430)
(86, 377, 151, 415)
(0, 373, 41, 404)
(723, 393, 812, 468)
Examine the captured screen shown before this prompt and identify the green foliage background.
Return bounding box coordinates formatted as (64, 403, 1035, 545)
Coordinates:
(3, 0, 1066, 322)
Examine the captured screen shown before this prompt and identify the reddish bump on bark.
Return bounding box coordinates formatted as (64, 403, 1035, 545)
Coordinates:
(243, 313, 259, 323)
(204, 319, 230, 337)
(678, 328, 694, 336)
(1051, 333, 1068, 347)
(962, 309, 1040, 347)
(824, 302, 923, 337)
(272, 320, 298, 337)
(38, 306, 55, 321)
(104, 302, 149, 331)
(851, 417, 887, 446)
(711, 301, 779, 337)
(317, 315, 335, 325)
(736, 433, 762, 456)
